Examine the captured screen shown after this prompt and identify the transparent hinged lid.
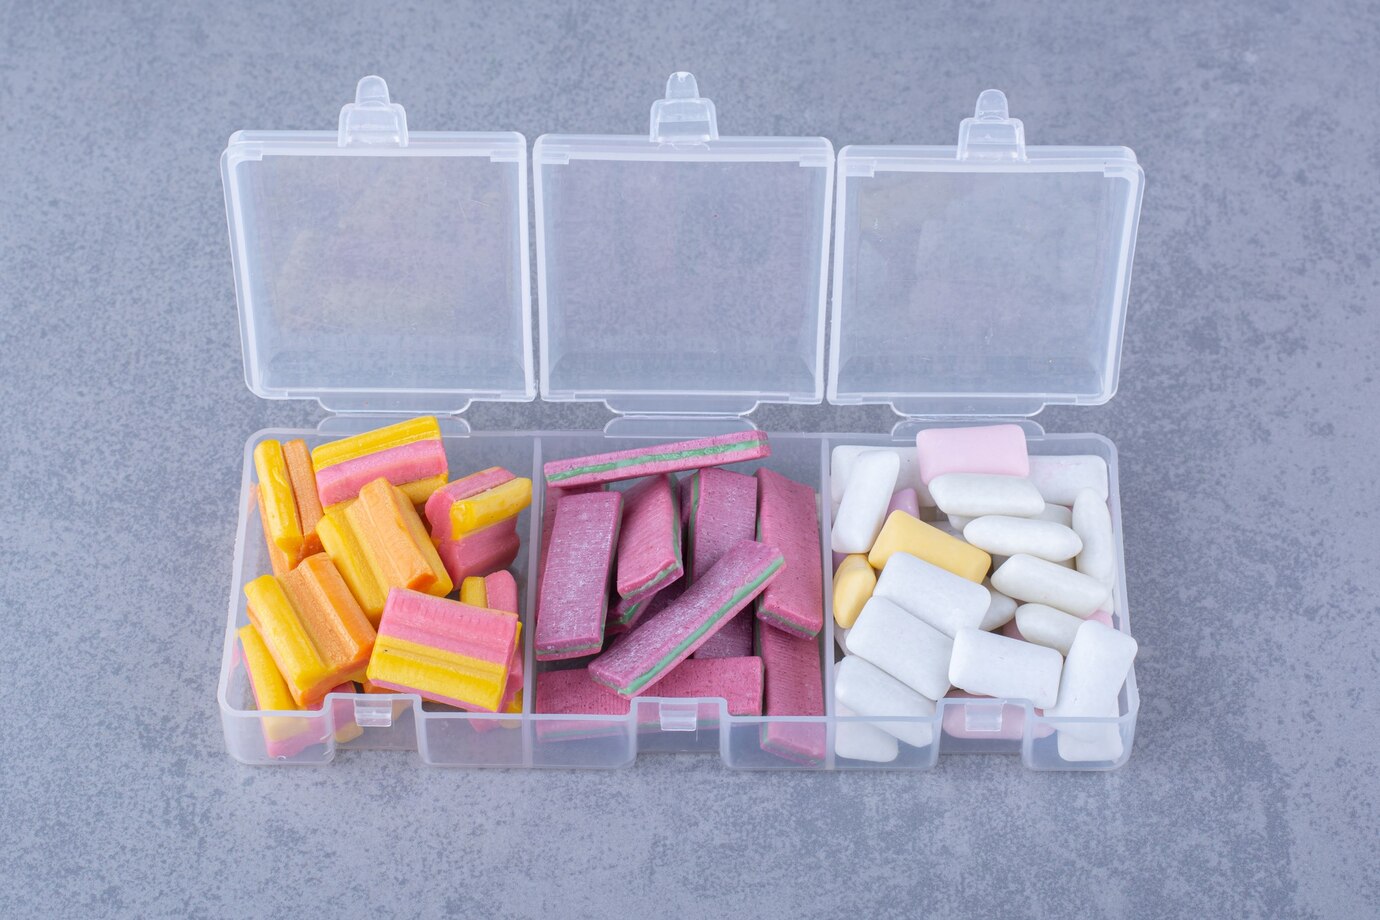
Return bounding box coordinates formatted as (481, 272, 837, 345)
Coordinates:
(828, 90, 1145, 417)
(534, 73, 834, 417)
(222, 76, 534, 414)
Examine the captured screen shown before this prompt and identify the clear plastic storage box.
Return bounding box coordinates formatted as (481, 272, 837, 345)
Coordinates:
(218, 75, 1144, 770)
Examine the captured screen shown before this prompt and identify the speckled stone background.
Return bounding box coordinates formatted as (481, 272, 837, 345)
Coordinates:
(3, 1, 1378, 917)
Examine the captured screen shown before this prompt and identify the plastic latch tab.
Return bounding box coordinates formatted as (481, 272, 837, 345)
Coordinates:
(956, 89, 1026, 162)
(353, 698, 395, 728)
(658, 701, 700, 732)
(963, 701, 1007, 733)
(649, 72, 719, 143)
(338, 75, 409, 148)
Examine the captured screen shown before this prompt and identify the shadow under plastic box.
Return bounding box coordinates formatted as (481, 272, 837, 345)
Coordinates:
(217, 426, 1138, 771)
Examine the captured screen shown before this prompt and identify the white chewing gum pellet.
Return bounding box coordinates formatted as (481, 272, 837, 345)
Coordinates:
(1027, 455, 1109, 506)
(873, 552, 991, 638)
(991, 554, 1108, 617)
(1047, 620, 1138, 761)
(847, 596, 953, 700)
(1014, 603, 1084, 655)
(978, 582, 1017, 631)
(929, 473, 1045, 518)
(948, 628, 1062, 710)
(834, 624, 852, 655)
(835, 656, 936, 749)
(1033, 503, 1073, 527)
(834, 703, 900, 762)
(831, 451, 900, 554)
(830, 446, 933, 507)
(948, 514, 975, 530)
(962, 515, 1083, 562)
(1072, 488, 1115, 586)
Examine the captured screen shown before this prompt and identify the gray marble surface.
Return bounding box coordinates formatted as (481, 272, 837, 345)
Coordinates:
(3, 1, 1378, 917)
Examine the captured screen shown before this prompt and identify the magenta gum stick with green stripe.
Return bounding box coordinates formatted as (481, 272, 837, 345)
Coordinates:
(543, 431, 771, 489)
(535, 491, 623, 660)
(589, 540, 784, 697)
(613, 474, 683, 618)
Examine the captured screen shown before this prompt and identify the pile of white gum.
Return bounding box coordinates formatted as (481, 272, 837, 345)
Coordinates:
(828, 426, 1137, 764)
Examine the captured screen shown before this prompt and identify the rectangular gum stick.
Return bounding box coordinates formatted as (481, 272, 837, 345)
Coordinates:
(615, 474, 683, 603)
(754, 468, 823, 638)
(282, 440, 324, 556)
(757, 619, 826, 764)
(543, 431, 770, 488)
(687, 467, 758, 581)
(535, 491, 623, 660)
(311, 416, 442, 471)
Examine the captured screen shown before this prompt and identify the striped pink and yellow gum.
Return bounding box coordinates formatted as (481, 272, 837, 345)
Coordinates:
(686, 467, 758, 581)
(589, 540, 784, 697)
(613, 474, 683, 621)
(535, 491, 623, 660)
(757, 619, 826, 765)
(534, 657, 764, 741)
(311, 417, 448, 507)
(425, 467, 516, 543)
(448, 477, 532, 539)
(915, 423, 1030, 485)
(367, 589, 518, 712)
(754, 468, 824, 638)
(543, 431, 771, 489)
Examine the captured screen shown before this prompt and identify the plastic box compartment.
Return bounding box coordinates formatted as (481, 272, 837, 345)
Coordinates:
(216, 76, 1143, 771)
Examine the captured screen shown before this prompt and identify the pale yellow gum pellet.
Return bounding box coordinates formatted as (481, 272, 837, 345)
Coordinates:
(832, 554, 876, 628)
(460, 577, 488, 608)
(867, 510, 991, 583)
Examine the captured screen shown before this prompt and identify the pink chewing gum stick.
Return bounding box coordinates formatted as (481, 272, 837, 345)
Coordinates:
(316, 440, 449, 507)
(425, 467, 515, 543)
(543, 431, 771, 489)
(757, 620, 826, 765)
(915, 424, 1030, 485)
(436, 519, 520, 585)
(534, 658, 764, 740)
(754, 468, 823, 638)
(686, 467, 758, 580)
(537, 483, 605, 605)
(588, 540, 784, 697)
(535, 491, 623, 660)
(615, 474, 683, 607)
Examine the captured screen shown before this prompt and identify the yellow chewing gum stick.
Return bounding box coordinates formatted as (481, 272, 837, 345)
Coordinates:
(397, 473, 448, 506)
(832, 554, 876, 628)
(244, 575, 335, 707)
(317, 507, 388, 624)
(254, 440, 303, 560)
(449, 477, 532, 537)
(460, 577, 488, 608)
(311, 416, 442, 472)
(253, 485, 296, 577)
(367, 637, 508, 713)
(867, 510, 991, 582)
(282, 439, 324, 557)
(349, 479, 453, 597)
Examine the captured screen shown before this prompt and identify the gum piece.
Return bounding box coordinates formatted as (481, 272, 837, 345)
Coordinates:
(253, 439, 303, 560)
(536, 482, 605, 607)
(1027, 455, 1109, 506)
(848, 596, 953, 701)
(437, 520, 521, 585)
(311, 416, 442, 471)
(915, 424, 1029, 485)
(459, 577, 487, 607)
(315, 438, 449, 507)
(978, 581, 1018, 631)
(1034, 503, 1074, 527)
(942, 689, 1054, 741)
(425, 467, 516, 543)
(963, 515, 1082, 562)
(237, 622, 300, 726)
(686, 468, 758, 581)
(395, 473, 449, 507)
(834, 703, 899, 763)
(1047, 620, 1137, 762)
(615, 474, 683, 604)
(991, 554, 1108, 617)
(1072, 488, 1115, 586)
(348, 478, 453, 597)
(316, 506, 387, 624)
(948, 627, 1062, 710)
(886, 488, 921, 520)
(544, 431, 771, 488)
(244, 556, 376, 707)
(757, 618, 826, 764)
(282, 439, 323, 557)
(590, 540, 783, 696)
(867, 510, 990, 582)
(834, 656, 936, 749)
(484, 570, 518, 614)
(929, 473, 1045, 518)
(1015, 603, 1085, 655)
(873, 552, 990, 638)
(830, 446, 933, 507)
(449, 477, 533, 538)
(754, 468, 823, 638)
(254, 485, 295, 577)
(535, 491, 623, 660)
(831, 451, 900, 554)
(692, 610, 753, 659)
(831, 554, 876, 628)
(367, 588, 518, 712)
